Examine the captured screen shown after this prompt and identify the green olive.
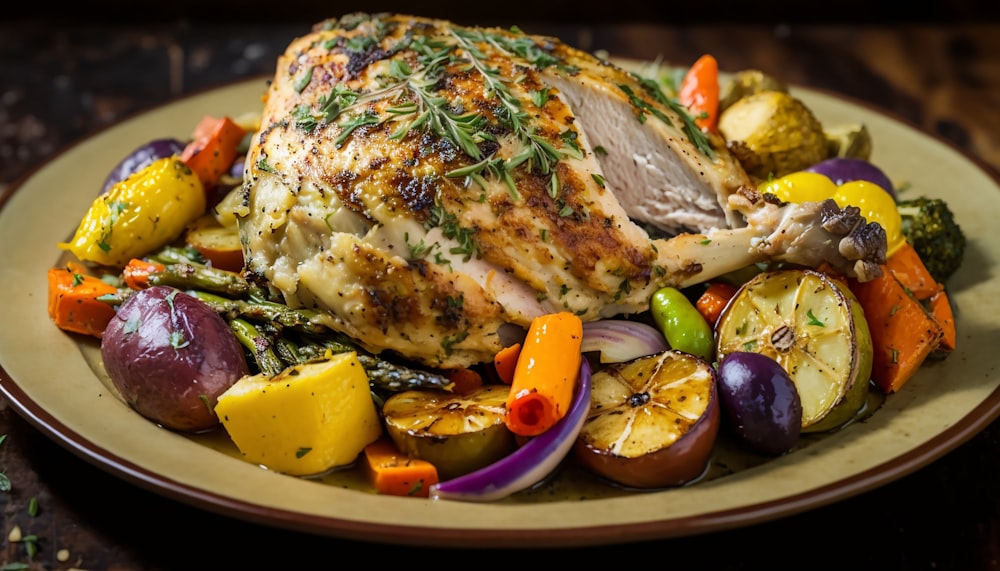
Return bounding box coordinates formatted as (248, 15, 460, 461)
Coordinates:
(650, 287, 714, 361)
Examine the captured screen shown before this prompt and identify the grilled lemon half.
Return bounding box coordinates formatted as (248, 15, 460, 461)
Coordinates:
(715, 269, 873, 433)
(381, 385, 516, 480)
(574, 350, 720, 489)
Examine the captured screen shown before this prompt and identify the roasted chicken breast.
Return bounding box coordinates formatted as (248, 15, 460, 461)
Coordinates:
(239, 13, 885, 368)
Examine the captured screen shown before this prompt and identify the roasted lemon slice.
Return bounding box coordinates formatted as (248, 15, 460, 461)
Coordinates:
(715, 269, 873, 432)
(573, 351, 720, 489)
(381, 385, 516, 480)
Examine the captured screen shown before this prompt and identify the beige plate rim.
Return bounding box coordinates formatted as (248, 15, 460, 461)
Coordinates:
(1, 71, 999, 549)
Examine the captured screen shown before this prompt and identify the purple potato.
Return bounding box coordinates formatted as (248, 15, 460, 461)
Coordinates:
(101, 138, 186, 194)
(716, 352, 802, 455)
(101, 286, 249, 432)
(806, 157, 896, 199)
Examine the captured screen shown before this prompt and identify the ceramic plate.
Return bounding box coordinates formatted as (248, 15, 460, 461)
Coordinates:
(1, 74, 998, 549)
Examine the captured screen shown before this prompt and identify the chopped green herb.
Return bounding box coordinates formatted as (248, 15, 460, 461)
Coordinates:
(169, 330, 189, 349)
(256, 157, 276, 174)
(293, 66, 314, 93)
(806, 309, 825, 327)
(441, 330, 469, 353)
(531, 87, 550, 108)
(618, 79, 714, 158)
(123, 315, 141, 334)
(334, 111, 381, 148)
(426, 204, 479, 261)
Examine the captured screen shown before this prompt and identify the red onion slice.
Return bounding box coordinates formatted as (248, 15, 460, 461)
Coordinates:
(581, 319, 669, 363)
(428, 359, 593, 502)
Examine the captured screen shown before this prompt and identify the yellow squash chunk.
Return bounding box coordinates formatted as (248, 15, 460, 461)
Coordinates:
(60, 156, 206, 267)
(215, 352, 382, 476)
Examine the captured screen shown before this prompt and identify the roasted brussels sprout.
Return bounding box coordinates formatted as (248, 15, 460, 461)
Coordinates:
(824, 123, 874, 161)
(718, 69, 789, 112)
(718, 90, 829, 180)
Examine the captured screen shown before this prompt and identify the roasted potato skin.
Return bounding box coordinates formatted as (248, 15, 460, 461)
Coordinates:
(101, 286, 250, 432)
(718, 69, 789, 113)
(718, 90, 828, 181)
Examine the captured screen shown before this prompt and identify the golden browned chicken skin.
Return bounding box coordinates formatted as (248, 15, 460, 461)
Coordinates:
(238, 13, 885, 368)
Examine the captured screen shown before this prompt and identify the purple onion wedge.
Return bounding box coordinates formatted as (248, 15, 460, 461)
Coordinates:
(429, 359, 592, 502)
(101, 138, 186, 194)
(581, 319, 669, 363)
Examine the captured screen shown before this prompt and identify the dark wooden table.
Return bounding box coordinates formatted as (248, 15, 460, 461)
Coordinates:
(2, 14, 999, 570)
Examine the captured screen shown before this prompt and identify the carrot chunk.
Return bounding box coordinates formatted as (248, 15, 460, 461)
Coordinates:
(47, 263, 119, 338)
(928, 288, 956, 354)
(695, 281, 739, 326)
(679, 54, 720, 132)
(492, 342, 522, 385)
(122, 258, 166, 290)
(885, 241, 939, 301)
(362, 438, 439, 498)
(445, 367, 484, 395)
(179, 115, 247, 190)
(850, 270, 944, 393)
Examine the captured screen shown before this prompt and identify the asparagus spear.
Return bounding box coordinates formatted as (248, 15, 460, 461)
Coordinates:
(229, 318, 285, 377)
(148, 263, 251, 298)
(187, 290, 329, 335)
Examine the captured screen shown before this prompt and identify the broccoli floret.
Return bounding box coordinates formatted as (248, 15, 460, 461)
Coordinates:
(896, 196, 966, 283)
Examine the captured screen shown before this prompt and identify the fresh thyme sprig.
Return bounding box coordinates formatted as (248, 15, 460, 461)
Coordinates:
(384, 58, 487, 159)
(292, 24, 586, 197)
(475, 28, 574, 72)
(291, 84, 359, 133)
(450, 28, 581, 180)
(290, 22, 604, 269)
(620, 74, 715, 158)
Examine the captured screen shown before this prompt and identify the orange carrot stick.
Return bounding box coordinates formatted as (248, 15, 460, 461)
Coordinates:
(444, 367, 484, 395)
(362, 438, 439, 498)
(179, 115, 247, 190)
(122, 258, 166, 290)
(885, 241, 939, 301)
(493, 342, 522, 385)
(679, 54, 720, 132)
(928, 288, 956, 354)
(850, 270, 944, 393)
(504, 312, 583, 437)
(47, 263, 119, 338)
(695, 281, 738, 326)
